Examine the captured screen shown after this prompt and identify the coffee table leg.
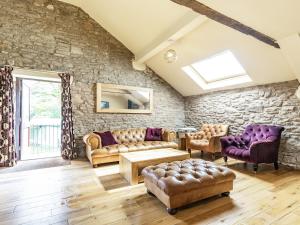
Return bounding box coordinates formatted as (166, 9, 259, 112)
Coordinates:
(120, 157, 137, 185)
(130, 163, 139, 185)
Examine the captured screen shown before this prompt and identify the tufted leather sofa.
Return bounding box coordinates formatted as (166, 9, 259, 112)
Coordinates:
(186, 124, 229, 159)
(83, 128, 177, 167)
(142, 159, 236, 214)
(220, 124, 284, 172)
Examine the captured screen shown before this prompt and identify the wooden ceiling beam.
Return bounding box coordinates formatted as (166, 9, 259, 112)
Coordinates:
(170, 0, 280, 48)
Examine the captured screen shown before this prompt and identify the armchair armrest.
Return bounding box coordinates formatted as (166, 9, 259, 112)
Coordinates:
(208, 135, 226, 152)
(249, 136, 280, 163)
(220, 135, 247, 149)
(162, 130, 176, 142)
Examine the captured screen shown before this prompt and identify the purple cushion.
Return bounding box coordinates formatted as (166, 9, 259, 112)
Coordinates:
(225, 146, 251, 161)
(94, 131, 118, 147)
(145, 128, 163, 141)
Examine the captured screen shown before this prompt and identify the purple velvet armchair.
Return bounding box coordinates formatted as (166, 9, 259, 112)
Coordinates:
(220, 124, 284, 172)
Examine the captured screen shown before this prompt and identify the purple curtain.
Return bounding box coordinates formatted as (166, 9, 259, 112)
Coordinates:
(0, 66, 16, 167)
(58, 72, 77, 160)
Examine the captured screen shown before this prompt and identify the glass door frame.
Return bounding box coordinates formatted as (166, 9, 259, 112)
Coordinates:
(14, 77, 61, 161)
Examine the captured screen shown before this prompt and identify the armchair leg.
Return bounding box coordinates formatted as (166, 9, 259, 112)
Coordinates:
(253, 163, 258, 173)
(274, 162, 279, 170)
(223, 156, 228, 165)
(211, 153, 216, 160)
(188, 148, 192, 157)
(201, 150, 204, 157)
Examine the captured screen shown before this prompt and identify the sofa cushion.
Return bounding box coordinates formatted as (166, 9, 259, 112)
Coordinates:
(189, 139, 209, 148)
(92, 141, 178, 156)
(94, 131, 117, 147)
(132, 141, 178, 150)
(92, 144, 129, 156)
(142, 159, 236, 196)
(145, 128, 163, 141)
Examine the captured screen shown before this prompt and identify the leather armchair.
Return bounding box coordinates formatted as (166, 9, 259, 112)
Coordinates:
(186, 124, 229, 159)
(220, 124, 284, 172)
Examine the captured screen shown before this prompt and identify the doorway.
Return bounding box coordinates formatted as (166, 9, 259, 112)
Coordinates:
(15, 78, 61, 160)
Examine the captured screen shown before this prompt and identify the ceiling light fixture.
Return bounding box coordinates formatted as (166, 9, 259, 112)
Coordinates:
(164, 49, 177, 63)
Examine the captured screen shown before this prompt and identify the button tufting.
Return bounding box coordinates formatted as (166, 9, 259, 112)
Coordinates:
(177, 176, 184, 181)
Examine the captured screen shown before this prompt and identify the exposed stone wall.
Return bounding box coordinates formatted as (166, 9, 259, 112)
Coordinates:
(1, 0, 298, 167)
(0, 0, 185, 156)
(185, 80, 300, 168)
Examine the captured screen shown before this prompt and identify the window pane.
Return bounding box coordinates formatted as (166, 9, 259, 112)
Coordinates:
(191, 50, 246, 83)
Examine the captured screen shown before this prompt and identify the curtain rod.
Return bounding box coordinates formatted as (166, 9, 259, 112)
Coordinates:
(1, 65, 74, 83)
(0, 65, 67, 74)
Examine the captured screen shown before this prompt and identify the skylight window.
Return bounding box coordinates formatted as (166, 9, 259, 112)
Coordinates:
(182, 50, 252, 90)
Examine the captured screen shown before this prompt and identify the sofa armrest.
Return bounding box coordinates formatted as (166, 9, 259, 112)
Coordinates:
(162, 130, 176, 142)
(249, 136, 280, 163)
(83, 132, 102, 150)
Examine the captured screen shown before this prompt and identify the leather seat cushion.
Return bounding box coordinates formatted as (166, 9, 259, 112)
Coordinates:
(189, 139, 209, 148)
(92, 141, 178, 156)
(142, 159, 236, 196)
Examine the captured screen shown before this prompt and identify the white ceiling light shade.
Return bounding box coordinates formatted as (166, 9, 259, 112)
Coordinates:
(164, 49, 178, 63)
(182, 50, 252, 90)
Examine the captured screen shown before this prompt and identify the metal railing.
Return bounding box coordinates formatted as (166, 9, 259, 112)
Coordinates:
(29, 124, 61, 155)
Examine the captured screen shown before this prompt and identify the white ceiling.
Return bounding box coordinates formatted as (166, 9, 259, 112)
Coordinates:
(199, 0, 300, 40)
(59, 0, 300, 96)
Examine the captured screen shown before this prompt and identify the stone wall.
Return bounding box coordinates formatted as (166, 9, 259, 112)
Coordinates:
(0, 0, 185, 156)
(185, 80, 300, 168)
(1, 0, 298, 167)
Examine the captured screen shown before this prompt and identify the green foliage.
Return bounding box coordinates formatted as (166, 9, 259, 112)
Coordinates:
(26, 81, 61, 119)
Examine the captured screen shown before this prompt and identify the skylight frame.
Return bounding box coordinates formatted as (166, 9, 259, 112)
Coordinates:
(182, 50, 252, 90)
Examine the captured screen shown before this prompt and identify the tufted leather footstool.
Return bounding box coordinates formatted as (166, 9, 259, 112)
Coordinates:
(142, 159, 236, 214)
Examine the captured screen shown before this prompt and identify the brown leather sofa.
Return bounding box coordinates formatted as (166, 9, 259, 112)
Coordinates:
(186, 124, 229, 159)
(83, 128, 177, 167)
(142, 159, 236, 214)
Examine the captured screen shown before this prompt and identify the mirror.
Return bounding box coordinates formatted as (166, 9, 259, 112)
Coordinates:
(96, 83, 153, 113)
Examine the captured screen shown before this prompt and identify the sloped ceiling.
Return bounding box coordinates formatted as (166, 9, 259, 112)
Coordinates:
(59, 0, 300, 96)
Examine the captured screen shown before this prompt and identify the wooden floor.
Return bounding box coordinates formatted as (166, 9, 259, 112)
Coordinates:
(0, 153, 300, 225)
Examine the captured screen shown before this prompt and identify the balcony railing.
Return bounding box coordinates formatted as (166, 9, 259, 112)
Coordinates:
(29, 124, 61, 154)
(22, 121, 61, 160)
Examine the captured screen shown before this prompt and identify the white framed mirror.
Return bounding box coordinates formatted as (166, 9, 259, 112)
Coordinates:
(96, 83, 153, 114)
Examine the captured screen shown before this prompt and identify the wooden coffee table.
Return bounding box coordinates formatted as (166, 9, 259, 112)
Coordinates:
(119, 148, 190, 185)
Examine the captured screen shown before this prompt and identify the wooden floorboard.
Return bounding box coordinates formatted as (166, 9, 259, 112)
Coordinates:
(0, 153, 299, 225)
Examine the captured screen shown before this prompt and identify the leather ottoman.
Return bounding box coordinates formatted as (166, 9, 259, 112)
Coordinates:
(142, 159, 236, 214)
